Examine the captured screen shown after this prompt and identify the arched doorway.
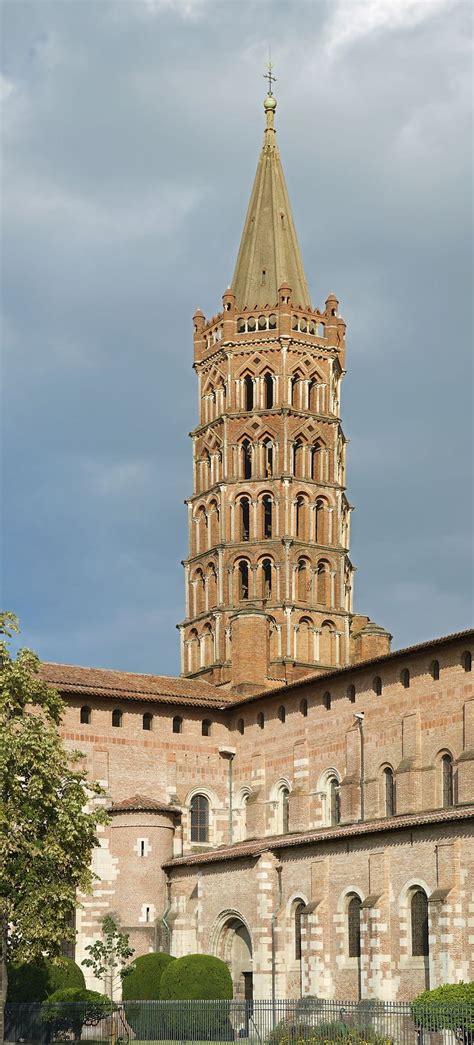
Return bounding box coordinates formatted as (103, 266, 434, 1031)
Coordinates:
(213, 914, 253, 1002)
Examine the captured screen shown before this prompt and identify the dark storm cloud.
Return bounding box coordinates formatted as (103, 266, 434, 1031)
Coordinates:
(2, 0, 472, 673)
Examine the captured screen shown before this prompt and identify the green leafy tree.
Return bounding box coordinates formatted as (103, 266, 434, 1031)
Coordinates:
(82, 915, 134, 999)
(0, 612, 108, 1039)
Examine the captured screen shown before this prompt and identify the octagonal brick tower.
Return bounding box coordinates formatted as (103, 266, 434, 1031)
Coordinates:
(178, 90, 389, 690)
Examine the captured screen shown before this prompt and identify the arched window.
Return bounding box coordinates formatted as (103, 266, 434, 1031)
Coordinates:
(430, 659, 440, 681)
(244, 375, 254, 411)
(172, 715, 183, 734)
(293, 440, 304, 478)
(294, 901, 305, 960)
(112, 709, 122, 728)
(329, 776, 340, 825)
(300, 698, 308, 717)
(279, 786, 290, 833)
(347, 684, 356, 704)
(297, 558, 309, 601)
(348, 895, 361, 958)
(142, 712, 153, 731)
(400, 668, 410, 689)
(411, 889, 429, 956)
(278, 705, 286, 724)
(202, 719, 212, 737)
(308, 377, 318, 413)
(190, 794, 209, 843)
(242, 440, 252, 480)
(310, 441, 322, 480)
(240, 497, 250, 541)
(264, 372, 274, 408)
(373, 676, 382, 697)
(262, 558, 272, 598)
(323, 691, 331, 711)
(263, 496, 273, 538)
(462, 651, 472, 672)
(384, 767, 395, 816)
(315, 499, 326, 543)
(238, 560, 249, 600)
(290, 374, 298, 406)
(80, 706, 91, 725)
(296, 496, 305, 538)
(442, 753, 454, 808)
(257, 711, 265, 729)
(237, 718, 244, 735)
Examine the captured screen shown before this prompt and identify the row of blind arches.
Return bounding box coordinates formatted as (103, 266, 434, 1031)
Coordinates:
(235, 315, 326, 337)
(202, 371, 333, 418)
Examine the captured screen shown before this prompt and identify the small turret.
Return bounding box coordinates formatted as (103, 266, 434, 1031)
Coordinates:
(278, 281, 292, 336)
(222, 287, 236, 339)
(193, 308, 206, 361)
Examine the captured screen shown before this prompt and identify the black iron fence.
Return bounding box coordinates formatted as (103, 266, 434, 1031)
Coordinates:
(5, 997, 473, 1045)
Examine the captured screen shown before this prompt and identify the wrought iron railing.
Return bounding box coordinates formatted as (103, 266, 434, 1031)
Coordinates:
(5, 997, 473, 1044)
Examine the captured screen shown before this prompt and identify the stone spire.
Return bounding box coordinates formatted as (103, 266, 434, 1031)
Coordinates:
(231, 90, 311, 311)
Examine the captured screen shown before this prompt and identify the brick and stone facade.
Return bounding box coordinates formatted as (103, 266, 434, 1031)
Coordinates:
(39, 89, 474, 999)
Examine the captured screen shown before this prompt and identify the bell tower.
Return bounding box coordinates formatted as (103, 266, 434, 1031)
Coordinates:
(178, 82, 390, 689)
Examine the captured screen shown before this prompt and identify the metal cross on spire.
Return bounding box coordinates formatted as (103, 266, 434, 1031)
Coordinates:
(264, 61, 277, 96)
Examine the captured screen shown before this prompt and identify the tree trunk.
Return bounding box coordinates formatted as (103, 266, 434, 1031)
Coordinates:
(0, 909, 8, 1045)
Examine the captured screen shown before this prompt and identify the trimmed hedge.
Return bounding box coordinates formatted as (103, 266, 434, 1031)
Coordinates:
(7, 957, 85, 1003)
(411, 982, 474, 1038)
(41, 987, 111, 1040)
(122, 953, 175, 1041)
(122, 952, 175, 1000)
(159, 953, 232, 1001)
(159, 955, 233, 1041)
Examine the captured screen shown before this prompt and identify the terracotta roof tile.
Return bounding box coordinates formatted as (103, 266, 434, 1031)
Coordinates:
(40, 662, 232, 708)
(163, 804, 474, 868)
(109, 794, 181, 815)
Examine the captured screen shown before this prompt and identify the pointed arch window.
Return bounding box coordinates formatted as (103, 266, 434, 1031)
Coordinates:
(294, 901, 305, 961)
(244, 375, 254, 411)
(411, 889, 429, 957)
(190, 794, 209, 843)
(264, 440, 274, 476)
(238, 561, 249, 601)
(263, 496, 273, 538)
(442, 753, 454, 808)
(242, 440, 252, 480)
(262, 558, 272, 599)
(293, 440, 304, 478)
(264, 372, 274, 409)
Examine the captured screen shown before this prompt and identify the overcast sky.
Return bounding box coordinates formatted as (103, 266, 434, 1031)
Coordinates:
(2, 0, 473, 675)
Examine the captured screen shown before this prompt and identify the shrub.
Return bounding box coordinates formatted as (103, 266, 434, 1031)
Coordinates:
(411, 982, 474, 1043)
(159, 954, 233, 1040)
(122, 953, 175, 1040)
(267, 1019, 392, 1045)
(41, 986, 111, 1040)
(159, 953, 232, 1001)
(7, 957, 85, 1002)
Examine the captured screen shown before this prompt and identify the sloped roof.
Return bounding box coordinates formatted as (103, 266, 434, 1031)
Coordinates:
(40, 662, 232, 708)
(231, 95, 311, 311)
(163, 804, 474, 869)
(109, 794, 181, 815)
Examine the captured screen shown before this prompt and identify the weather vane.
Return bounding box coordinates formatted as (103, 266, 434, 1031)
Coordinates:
(264, 60, 277, 96)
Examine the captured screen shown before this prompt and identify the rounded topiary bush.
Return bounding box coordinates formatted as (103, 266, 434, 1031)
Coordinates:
(41, 987, 111, 1041)
(122, 953, 175, 1040)
(7, 957, 85, 1002)
(159, 953, 232, 1001)
(411, 982, 474, 1042)
(159, 955, 233, 1042)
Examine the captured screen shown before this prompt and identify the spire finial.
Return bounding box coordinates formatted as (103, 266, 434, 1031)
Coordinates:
(263, 60, 277, 96)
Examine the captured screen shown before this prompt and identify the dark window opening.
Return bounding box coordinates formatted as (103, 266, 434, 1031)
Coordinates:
(348, 895, 361, 958)
(263, 496, 272, 538)
(401, 668, 410, 689)
(300, 698, 308, 717)
(190, 794, 209, 843)
(257, 712, 264, 729)
(294, 902, 305, 961)
(384, 767, 395, 816)
(239, 560, 249, 600)
(278, 705, 286, 723)
(263, 559, 272, 599)
(411, 890, 429, 957)
(80, 706, 91, 725)
(237, 718, 244, 735)
(442, 754, 454, 808)
(202, 719, 212, 737)
(244, 375, 254, 411)
(241, 497, 250, 541)
(112, 709, 122, 728)
(462, 651, 472, 672)
(281, 787, 289, 832)
(243, 440, 252, 480)
(430, 659, 440, 681)
(373, 676, 382, 697)
(323, 691, 331, 711)
(329, 777, 340, 825)
(143, 712, 153, 731)
(172, 716, 183, 734)
(347, 685, 356, 704)
(265, 441, 273, 476)
(264, 372, 274, 408)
